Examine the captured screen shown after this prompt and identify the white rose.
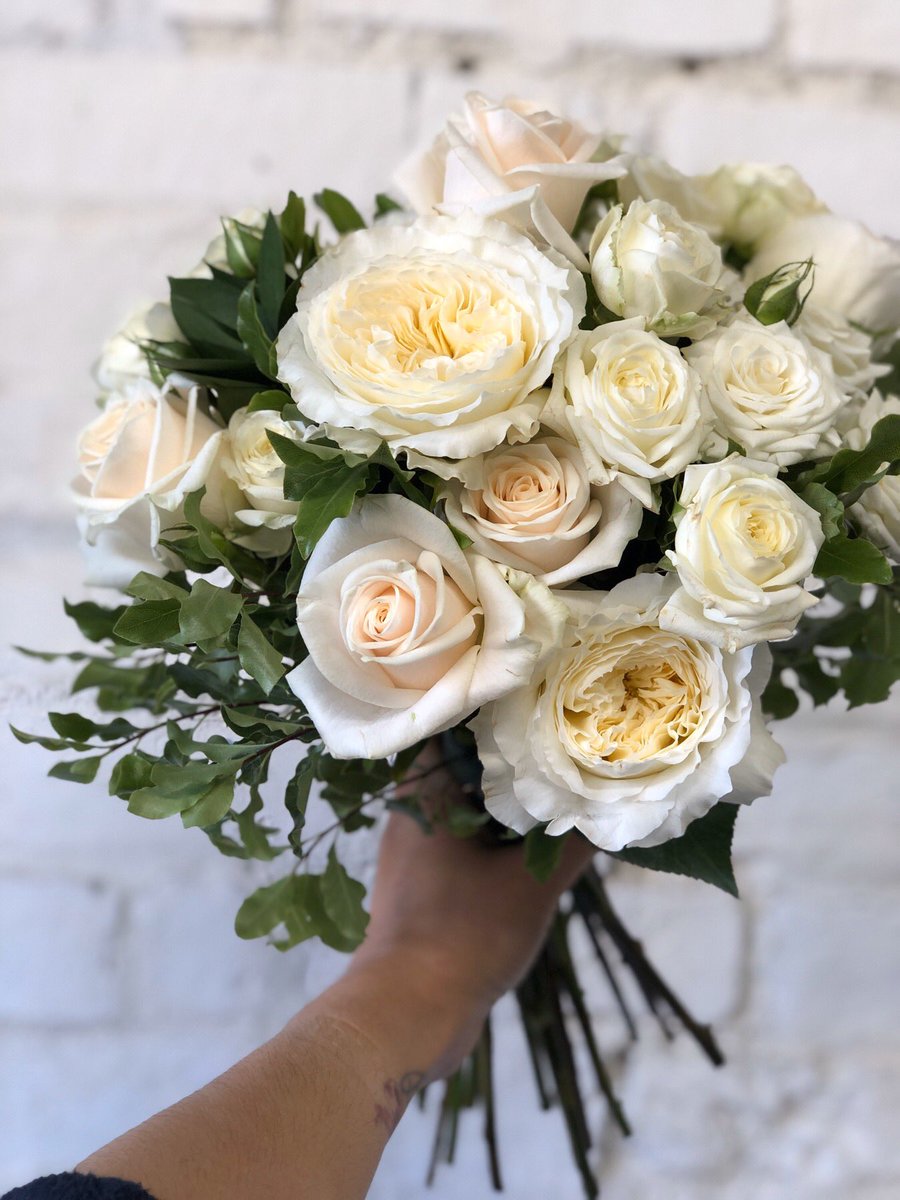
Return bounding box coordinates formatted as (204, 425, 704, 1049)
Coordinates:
(618, 155, 724, 236)
(546, 320, 708, 508)
(287, 494, 548, 759)
(222, 406, 303, 556)
(395, 92, 626, 269)
(473, 572, 784, 851)
(701, 162, 824, 251)
(659, 456, 824, 651)
(275, 213, 584, 476)
(847, 391, 900, 562)
(589, 199, 731, 338)
(73, 380, 233, 588)
(441, 435, 642, 587)
(685, 313, 846, 467)
(94, 302, 180, 395)
(749, 213, 900, 334)
(796, 305, 888, 405)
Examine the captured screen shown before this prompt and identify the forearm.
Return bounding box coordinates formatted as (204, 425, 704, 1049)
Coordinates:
(77, 951, 474, 1200)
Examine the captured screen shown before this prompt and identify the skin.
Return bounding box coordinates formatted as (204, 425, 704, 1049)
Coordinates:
(76, 754, 595, 1200)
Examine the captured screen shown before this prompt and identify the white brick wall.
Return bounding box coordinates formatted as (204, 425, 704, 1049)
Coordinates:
(1, 2, 900, 1196)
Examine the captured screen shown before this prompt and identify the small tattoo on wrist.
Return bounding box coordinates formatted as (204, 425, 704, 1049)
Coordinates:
(374, 1070, 426, 1131)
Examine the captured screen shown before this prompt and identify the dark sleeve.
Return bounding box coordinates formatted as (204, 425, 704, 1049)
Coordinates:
(2, 1174, 155, 1200)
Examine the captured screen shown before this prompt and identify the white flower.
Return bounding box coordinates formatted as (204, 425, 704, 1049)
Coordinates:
(222, 406, 303, 555)
(589, 199, 731, 337)
(749, 213, 900, 334)
(94, 302, 180, 395)
(287, 494, 549, 759)
(847, 391, 900, 562)
(659, 456, 824, 650)
(275, 213, 584, 476)
(701, 162, 824, 251)
(685, 313, 846, 467)
(441, 435, 641, 586)
(473, 572, 784, 851)
(796, 305, 888, 404)
(546, 319, 708, 508)
(618, 156, 723, 236)
(73, 380, 234, 588)
(395, 92, 626, 269)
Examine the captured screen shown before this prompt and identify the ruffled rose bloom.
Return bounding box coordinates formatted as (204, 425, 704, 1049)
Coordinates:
(847, 391, 900, 562)
(441, 435, 641, 587)
(222, 406, 303, 555)
(749, 213, 900, 334)
(796, 306, 887, 405)
(659, 456, 824, 651)
(73, 380, 233, 588)
(545, 320, 708, 508)
(589, 199, 731, 337)
(94, 302, 180, 395)
(473, 572, 784, 852)
(700, 162, 824, 252)
(287, 494, 549, 759)
(395, 92, 626, 269)
(685, 313, 845, 467)
(276, 214, 584, 478)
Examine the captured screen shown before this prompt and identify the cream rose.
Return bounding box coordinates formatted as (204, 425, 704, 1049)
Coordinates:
(847, 391, 900, 562)
(545, 320, 708, 508)
(659, 457, 824, 650)
(796, 306, 888, 405)
(222, 406, 304, 556)
(275, 213, 584, 476)
(473, 572, 784, 851)
(441, 435, 641, 586)
(749, 213, 900, 334)
(589, 199, 731, 337)
(395, 92, 626, 268)
(701, 163, 824, 252)
(685, 313, 845, 467)
(73, 380, 232, 588)
(287, 494, 548, 759)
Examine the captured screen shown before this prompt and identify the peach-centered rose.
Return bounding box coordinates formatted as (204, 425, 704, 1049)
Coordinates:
(442, 435, 641, 586)
(287, 494, 548, 759)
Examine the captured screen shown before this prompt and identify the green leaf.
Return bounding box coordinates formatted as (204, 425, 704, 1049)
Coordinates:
(610, 802, 740, 897)
(238, 614, 285, 694)
(841, 657, 900, 708)
(113, 598, 183, 645)
(63, 599, 128, 643)
(235, 875, 297, 940)
(284, 756, 314, 855)
(169, 276, 244, 353)
(524, 827, 566, 883)
(269, 433, 372, 557)
(10, 726, 92, 753)
(314, 188, 365, 234)
(761, 676, 800, 720)
(743, 259, 814, 326)
(374, 192, 402, 217)
(48, 712, 136, 742)
(814, 534, 892, 585)
(179, 579, 243, 643)
(256, 212, 286, 336)
(279, 191, 308, 261)
(48, 755, 104, 784)
(128, 759, 234, 819)
(236, 282, 278, 377)
(182, 775, 236, 829)
(320, 846, 369, 946)
(799, 483, 844, 541)
(234, 787, 284, 861)
(125, 573, 190, 602)
(797, 414, 900, 499)
(108, 752, 155, 798)
(246, 389, 292, 414)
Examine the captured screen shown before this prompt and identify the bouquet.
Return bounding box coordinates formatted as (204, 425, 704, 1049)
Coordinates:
(18, 93, 900, 1196)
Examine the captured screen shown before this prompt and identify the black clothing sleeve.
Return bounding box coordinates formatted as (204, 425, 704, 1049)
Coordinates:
(2, 1174, 155, 1200)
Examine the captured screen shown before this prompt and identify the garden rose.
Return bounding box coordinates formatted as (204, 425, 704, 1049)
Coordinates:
(700, 162, 824, 251)
(276, 213, 584, 476)
(441, 435, 641, 586)
(73, 380, 232, 588)
(589, 199, 731, 337)
(796, 305, 887, 405)
(287, 494, 549, 758)
(685, 313, 845, 467)
(847, 391, 900, 562)
(749, 213, 900, 334)
(223, 406, 303, 555)
(659, 457, 824, 650)
(395, 92, 626, 268)
(546, 320, 708, 508)
(473, 572, 784, 851)
(95, 301, 180, 395)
